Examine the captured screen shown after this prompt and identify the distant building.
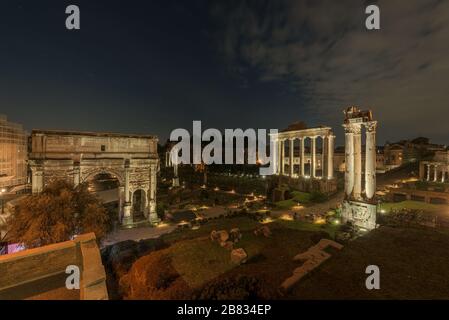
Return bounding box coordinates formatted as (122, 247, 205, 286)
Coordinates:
(334, 146, 386, 173)
(419, 149, 449, 183)
(0, 115, 27, 191)
(384, 137, 446, 167)
(334, 137, 447, 174)
(386, 149, 449, 205)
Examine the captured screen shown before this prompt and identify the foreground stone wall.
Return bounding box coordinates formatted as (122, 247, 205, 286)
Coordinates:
(0, 233, 108, 300)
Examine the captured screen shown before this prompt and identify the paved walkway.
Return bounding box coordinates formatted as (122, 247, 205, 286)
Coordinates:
(101, 224, 177, 247)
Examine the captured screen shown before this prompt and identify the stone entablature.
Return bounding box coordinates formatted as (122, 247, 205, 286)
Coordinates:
(29, 130, 159, 226)
(30, 129, 158, 158)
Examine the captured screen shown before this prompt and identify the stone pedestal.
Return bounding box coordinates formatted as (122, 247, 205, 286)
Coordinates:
(122, 203, 133, 226)
(148, 200, 160, 225)
(342, 200, 377, 230)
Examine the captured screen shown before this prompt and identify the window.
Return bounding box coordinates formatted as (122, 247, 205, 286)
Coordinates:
(101, 145, 106, 152)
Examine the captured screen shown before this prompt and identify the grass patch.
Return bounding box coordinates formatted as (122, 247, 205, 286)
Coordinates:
(275, 191, 312, 209)
(380, 201, 448, 214)
(291, 191, 312, 203)
(169, 238, 235, 289)
(275, 219, 339, 238)
(161, 216, 260, 243)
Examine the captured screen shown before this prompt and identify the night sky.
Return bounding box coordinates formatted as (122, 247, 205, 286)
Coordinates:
(1, 0, 448, 145)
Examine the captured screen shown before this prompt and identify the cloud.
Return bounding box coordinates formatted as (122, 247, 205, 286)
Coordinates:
(210, 0, 449, 143)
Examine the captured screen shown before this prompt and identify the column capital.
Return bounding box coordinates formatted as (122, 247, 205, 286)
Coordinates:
(343, 123, 361, 134)
(365, 121, 378, 132)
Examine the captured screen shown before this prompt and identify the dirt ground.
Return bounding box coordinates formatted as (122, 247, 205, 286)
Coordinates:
(117, 214, 449, 299)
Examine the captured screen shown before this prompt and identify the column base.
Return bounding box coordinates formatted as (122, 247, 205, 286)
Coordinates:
(149, 213, 161, 225)
(122, 203, 133, 226)
(172, 177, 180, 187)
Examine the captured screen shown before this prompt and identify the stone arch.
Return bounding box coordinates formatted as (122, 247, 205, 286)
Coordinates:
(81, 167, 124, 186)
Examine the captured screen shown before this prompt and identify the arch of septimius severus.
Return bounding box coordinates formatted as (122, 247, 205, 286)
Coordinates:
(341, 106, 377, 230)
(272, 125, 337, 194)
(28, 130, 159, 226)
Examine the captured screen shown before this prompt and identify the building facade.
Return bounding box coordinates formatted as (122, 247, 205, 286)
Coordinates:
(0, 115, 27, 191)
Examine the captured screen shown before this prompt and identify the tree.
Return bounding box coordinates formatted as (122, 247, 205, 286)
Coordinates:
(7, 180, 110, 248)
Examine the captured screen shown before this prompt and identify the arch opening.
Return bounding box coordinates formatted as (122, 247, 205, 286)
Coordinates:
(132, 189, 147, 222)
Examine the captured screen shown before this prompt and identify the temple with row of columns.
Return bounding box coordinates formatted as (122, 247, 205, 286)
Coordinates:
(271, 124, 337, 194)
(420, 162, 449, 183)
(419, 150, 449, 183)
(273, 127, 335, 179)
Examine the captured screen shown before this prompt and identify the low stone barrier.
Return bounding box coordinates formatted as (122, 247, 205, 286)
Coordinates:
(0, 233, 108, 300)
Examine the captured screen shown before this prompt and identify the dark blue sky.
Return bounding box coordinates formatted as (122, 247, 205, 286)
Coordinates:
(1, 0, 448, 145)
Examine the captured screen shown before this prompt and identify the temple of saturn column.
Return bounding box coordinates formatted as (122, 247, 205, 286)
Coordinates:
(341, 106, 377, 230)
(272, 126, 336, 194)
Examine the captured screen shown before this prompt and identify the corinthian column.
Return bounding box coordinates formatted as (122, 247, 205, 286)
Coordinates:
(327, 135, 334, 179)
(277, 138, 281, 175)
(365, 121, 377, 200)
(122, 160, 132, 225)
(427, 164, 430, 181)
(289, 138, 294, 177)
(311, 136, 317, 178)
(434, 165, 438, 182)
(281, 139, 285, 175)
(353, 124, 362, 199)
(300, 138, 305, 177)
(343, 124, 355, 198)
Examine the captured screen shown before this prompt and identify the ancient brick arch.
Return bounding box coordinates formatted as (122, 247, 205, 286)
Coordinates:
(29, 130, 159, 226)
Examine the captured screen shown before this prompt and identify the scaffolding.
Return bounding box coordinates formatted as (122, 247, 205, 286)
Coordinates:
(0, 115, 27, 189)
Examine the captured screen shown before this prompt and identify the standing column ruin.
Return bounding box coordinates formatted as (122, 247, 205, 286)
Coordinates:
(289, 138, 294, 177)
(311, 136, 317, 178)
(300, 138, 305, 177)
(281, 139, 286, 175)
(342, 106, 377, 230)
(344, 125, 355, 197)
(365, 121, 377, 200)
(353, 125, 362, 199)
(327, 135, 334, 179)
